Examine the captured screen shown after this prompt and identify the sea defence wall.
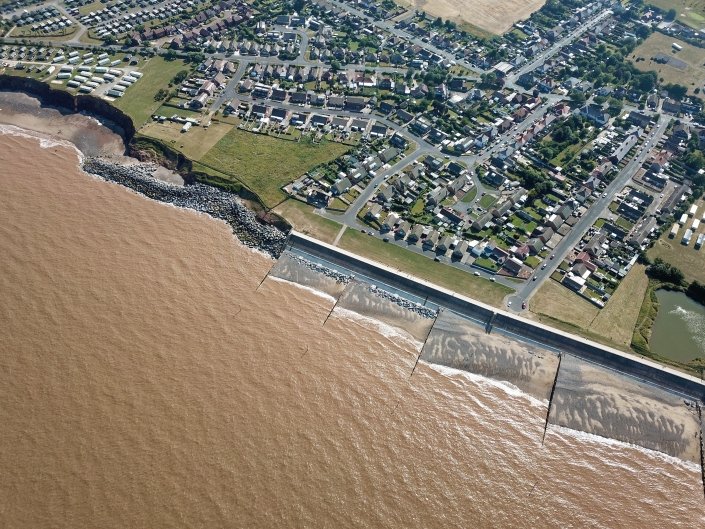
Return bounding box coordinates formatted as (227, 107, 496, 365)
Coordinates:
(287, 231, 705, 402)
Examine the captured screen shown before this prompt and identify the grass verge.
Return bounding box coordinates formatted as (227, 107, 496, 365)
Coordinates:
(338, 229, 512, 306)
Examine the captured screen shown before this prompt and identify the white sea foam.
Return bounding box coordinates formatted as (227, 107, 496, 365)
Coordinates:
(424, 361, 548, 409)
(267, 275, 337, 303)
(549, 424, 702, 472)
(0, 124, 84, 162)
(334, 306, 423, 351)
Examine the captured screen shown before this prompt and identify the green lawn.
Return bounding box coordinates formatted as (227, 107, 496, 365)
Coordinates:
(616, 216, 635, 231)
(461, 187, 478, 203)
(113, 57, 191, 128)
(525, 255, 541, 269)
(478, 194, 497, 209)
(274, 199, 342, 244)
(199, 129, 351, 207)
(474, 256, 499, 272)
(339, 230, 512, 307)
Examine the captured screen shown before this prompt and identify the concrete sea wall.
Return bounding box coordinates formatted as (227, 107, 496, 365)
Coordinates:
(287, 231, 705, 402)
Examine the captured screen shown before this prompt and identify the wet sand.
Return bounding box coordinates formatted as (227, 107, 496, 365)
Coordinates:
(336, 279, 437, 346)
(0, 91, 184, 184)
(422, 310, 560, 402)
(549, 355, 703, 463)
(268, 252, 350, 300)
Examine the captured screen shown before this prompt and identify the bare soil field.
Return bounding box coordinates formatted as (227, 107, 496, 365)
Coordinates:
(396, 0, 546, 35)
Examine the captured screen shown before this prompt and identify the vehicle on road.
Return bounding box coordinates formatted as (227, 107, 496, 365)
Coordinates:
(550, 254, 555, 260)
(522, 301, 527, 310)
(490, 277, 496, 282)
(541, 264, 547, 270)
(473, 271, 480, 276)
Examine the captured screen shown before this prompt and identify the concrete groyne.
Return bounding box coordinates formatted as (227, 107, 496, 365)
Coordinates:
(287, 231, 705, 402)
(548, 355, 702, 463)
(83, 158, 287, 257)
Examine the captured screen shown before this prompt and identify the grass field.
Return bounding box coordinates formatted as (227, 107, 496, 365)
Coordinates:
(529, 265, 651, 349)
(461, 187, 478, 203)
(630, 32, 705, 97)
(647, 0, 705, 29)
(529, 279, 600, 330)
(591, 264, 650, 347)
(338, 230, 512, 307)
(199, 128, 351, 208)
(273, 199, 343, 244)
(113, 57, 190, 127)
(78, 0, 104, 15)
(139, 121, 232, 160)
(395, 0, 546, 35)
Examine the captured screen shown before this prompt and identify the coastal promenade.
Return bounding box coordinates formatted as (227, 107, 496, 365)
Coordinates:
(287, 230, 705, 402)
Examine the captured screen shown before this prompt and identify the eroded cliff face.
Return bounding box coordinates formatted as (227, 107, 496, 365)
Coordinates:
(0, 75, 135, 142)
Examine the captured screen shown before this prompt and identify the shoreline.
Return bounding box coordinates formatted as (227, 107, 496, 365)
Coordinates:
(1, 82, 703, 392)
(81, 157, 287, 258)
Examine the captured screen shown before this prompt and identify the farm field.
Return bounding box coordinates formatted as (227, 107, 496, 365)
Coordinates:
(630, 32, 705, 97)
(395, 0, 546, 35)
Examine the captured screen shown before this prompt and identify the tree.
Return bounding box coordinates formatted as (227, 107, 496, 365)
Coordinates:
(664, 83, 688, 101)
(164, 49, 178, 61)
(666, 9, 677, 21)
(154, 88, 169, 101)
(646, 258, 685, 285)
(172, 70, 189, 84)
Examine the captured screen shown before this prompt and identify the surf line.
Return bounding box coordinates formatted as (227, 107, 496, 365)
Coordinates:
(542, 352, 563, 445)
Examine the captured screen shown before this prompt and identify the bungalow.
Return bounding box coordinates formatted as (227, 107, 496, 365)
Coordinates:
(382, 213, 400, 232)
(423, 230, 440, 250)
(437, 236, 454, 253)
(503, 257, 524, 275)
(327, 95, 345, 109)
(580, 103, 609, 126)
(396, 221, 411, 239)
(379, 147, 399, 164)
(332, 177, 351, 195)
(289, 91, 307, 105)
(407, 224, 424, 243)
(190, 92, 209, 108)
(453, 240, 469, 259)
(345, 96, 368, 112)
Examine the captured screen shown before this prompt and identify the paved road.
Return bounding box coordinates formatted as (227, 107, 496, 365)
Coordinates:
(506, 114, 669, 311)
(507, 10, 612, 85)
(312, 0, 482, 77)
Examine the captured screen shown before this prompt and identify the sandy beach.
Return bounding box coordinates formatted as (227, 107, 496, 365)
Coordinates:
(0, 91, 183, 184)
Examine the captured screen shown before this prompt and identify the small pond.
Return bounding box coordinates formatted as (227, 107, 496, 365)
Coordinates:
(649, 289, 705, 363)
